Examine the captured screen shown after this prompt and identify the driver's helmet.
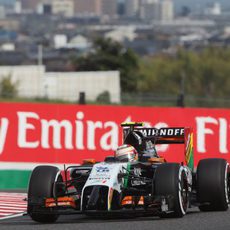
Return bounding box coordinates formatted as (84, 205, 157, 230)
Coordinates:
(115, 144, 138, 162)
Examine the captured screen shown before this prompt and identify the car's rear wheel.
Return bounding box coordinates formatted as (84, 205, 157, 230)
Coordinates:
(197, 158, 229, 211)
(155, 163, 189, 218)
(27, 165, 63, 223)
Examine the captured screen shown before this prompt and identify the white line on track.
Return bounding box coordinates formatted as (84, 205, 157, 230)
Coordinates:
(0, 196, 26, 199)
(0, 213, 14, 216)
(0, 209, 26, 213)
(0, 204, 27, 207)
(0, 193, 27, 197)
(0, 212, 26, 220)
(0, 200, 26, 203)
(0, 206, 26, 211)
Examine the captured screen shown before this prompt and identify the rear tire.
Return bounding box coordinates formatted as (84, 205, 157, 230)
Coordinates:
(27, 165, 62, 223)
(155, 163, 188, 218)
(197, 158, 229, 211)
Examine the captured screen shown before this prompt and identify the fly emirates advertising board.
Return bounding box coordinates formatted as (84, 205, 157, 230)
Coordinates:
(0, 102, 230, 169)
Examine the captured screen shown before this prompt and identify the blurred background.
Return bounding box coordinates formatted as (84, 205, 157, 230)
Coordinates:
(0, 0, 229, 107)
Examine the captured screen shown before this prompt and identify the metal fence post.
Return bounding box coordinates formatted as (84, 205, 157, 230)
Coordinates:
(79, 92, 86, 105)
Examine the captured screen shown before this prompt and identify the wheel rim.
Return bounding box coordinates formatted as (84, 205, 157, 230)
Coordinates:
(181, 177, 188, 211)
(224, 163, 230, 205)
(178, 168, 188, 215)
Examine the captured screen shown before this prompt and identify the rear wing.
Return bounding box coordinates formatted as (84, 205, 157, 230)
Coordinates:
(121, 123, 194, 170)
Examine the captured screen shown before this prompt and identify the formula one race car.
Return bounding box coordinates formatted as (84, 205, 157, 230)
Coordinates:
(27, 122, 230, 223)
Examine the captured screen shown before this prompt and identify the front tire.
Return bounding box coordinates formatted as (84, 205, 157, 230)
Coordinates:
(155, 163, 189, 218)
(197, 158, 229, 211)
(27, 165, 62, 223)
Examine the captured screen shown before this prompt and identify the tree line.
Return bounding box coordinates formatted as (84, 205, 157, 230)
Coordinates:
(1, 38, 230, 107)
(73, 38, 230, 106)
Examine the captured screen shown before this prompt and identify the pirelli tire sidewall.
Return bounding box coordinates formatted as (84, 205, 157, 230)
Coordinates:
(27, 165, 62, 223)
(155, 163, 189, 218)
(197, 158, 229, 211)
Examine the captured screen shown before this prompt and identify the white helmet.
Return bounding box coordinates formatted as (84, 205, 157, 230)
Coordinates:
(115, 144, 138, 162)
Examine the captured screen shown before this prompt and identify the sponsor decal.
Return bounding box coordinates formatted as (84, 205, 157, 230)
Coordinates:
(131, 180, 146, 186)
(128, 128, 184, 137)
(95, 166, 110, 173)
(88, 179, 108, 184)
(89, 177, 110, 181)
(133, 168, 142, 177)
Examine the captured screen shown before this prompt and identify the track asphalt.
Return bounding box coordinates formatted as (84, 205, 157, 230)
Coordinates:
(0, 192, 229, 230)
(0, 207, 230, 230)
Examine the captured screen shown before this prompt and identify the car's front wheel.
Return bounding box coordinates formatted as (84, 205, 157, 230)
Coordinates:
(155, 163, 189, 218)
(27, 165, 63, 223)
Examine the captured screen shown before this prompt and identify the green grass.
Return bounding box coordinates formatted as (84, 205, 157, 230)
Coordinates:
(0, 170, 32, 190)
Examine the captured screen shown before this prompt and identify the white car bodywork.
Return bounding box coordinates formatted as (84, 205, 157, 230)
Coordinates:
(81, 162, 128, 211)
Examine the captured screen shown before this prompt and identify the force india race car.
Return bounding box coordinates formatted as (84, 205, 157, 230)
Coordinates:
(27, 122, 230, 223)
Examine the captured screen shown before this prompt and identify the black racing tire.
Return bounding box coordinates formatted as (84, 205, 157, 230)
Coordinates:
(155, 163, 188, 218)
(197, 158, 229, 211)
(27, 165, 62, 223)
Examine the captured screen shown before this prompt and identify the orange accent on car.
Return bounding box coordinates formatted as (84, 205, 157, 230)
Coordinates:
(45, 196, 76, 208)
(138, 196, 144, 205)
(148, 157, 166, 163)
(121, 196, 145, 206)
(121, 196, 133, 206)
(82, 159, 96, 165)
